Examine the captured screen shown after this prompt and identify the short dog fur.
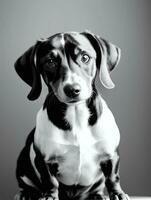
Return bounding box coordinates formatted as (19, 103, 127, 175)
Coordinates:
(14, 31, 129, 200)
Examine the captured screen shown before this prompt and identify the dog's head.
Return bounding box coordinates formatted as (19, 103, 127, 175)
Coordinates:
(15, 31, 121, 103)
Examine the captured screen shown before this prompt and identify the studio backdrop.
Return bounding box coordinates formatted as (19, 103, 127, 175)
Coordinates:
(0, 0, 151, 199)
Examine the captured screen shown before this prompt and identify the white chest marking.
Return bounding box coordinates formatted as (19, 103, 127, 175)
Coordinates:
(34, 99, 120, 186)
(64, 104, 98, 185)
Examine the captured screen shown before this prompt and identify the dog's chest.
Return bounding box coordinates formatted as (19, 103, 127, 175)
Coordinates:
(34, 102, 120, 186)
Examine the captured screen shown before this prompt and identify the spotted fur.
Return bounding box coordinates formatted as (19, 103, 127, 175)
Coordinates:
(14, 31, 129, 200)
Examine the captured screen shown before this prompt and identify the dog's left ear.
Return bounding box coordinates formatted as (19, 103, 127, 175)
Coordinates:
(82, 31, 121, 89)
(15, 40, 44, 100)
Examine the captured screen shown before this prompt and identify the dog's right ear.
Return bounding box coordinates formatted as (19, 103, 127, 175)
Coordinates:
(15, 41, 44, 100)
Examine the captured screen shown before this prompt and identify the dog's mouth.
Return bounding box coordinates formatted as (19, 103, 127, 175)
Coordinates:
(53, 93, 80, 104)
(65, 98, 85, 105)
(68, 99, 78, 103)
(56, 94, 86, 105)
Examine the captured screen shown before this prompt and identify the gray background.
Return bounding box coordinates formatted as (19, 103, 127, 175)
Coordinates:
(0, 0, 151, 199)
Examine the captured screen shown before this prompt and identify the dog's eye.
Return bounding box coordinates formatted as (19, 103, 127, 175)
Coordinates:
(44, 58, 56, 71)
(47, 55, 57, 66)
(81, 53, 90, 64)
(47, 51, 58, 66)
(48, 58, 55, 64)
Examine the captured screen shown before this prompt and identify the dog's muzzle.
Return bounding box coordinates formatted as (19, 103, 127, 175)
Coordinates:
(64, 83, 81, 99)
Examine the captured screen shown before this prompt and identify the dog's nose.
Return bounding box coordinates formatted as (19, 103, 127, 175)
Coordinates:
(64, 83, 81, 98)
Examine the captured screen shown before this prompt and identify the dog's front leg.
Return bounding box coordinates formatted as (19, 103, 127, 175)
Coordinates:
(33, 146, 59, 200)
(101, 151, 129, 200)
(38, 175, 59, 200)
(15, 144, 59, 200)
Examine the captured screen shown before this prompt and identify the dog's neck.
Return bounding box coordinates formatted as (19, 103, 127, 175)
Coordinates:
(43, 87, 102, 131)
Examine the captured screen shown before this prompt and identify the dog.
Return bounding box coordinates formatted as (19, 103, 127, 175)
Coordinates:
(14, 31, 129, 200)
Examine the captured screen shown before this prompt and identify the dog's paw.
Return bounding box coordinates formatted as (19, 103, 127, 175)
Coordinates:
(87, 194, 107, 200)
(14, 191, 31, 200)
(39, 197, 58, 200)
(109, 193, 130, 200)
(39, 193, 59, 200)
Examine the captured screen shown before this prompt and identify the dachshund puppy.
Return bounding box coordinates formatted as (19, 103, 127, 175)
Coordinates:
(14, 31, 129, 200)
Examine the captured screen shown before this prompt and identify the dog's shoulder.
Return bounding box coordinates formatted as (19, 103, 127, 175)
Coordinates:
(91, 96, 120, 156)
(94, 95, 119, 128)
(92, 94, 119, 129)
(35, 107, 64, 141)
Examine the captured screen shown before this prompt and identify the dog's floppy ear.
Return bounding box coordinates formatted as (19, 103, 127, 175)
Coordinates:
(15, 41, 43, 100)
(82, 31, 121, 89)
